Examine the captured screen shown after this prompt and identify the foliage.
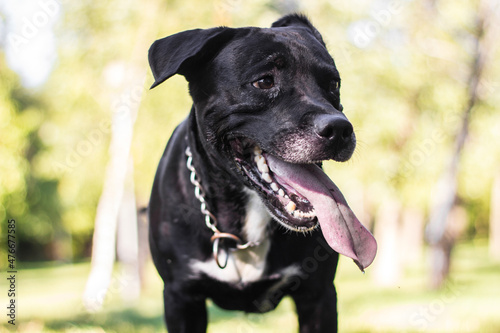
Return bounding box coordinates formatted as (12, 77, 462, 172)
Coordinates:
(0, 54, 65, 263)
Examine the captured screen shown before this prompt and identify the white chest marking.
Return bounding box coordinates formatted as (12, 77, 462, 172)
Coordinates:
(190, 190, 272, 284)
(243, 189, 271, 244)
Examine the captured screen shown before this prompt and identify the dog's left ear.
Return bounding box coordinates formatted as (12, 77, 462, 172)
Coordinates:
(271, 14, 326, 47)
(149, 27, 236, 89)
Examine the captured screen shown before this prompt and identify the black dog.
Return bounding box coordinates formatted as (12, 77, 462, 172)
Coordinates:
(148, 14, 377, 333)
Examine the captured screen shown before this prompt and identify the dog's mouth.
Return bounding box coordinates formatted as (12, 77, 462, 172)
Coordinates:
(230, 137, 377, 271)
(233, 140, 318, 230)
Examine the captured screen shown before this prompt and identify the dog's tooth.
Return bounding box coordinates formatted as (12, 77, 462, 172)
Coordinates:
(278, 189, 285, 197)
(262, 172, 272, 183)
(304, 211, 314, 218)
(298, 209, 315, 219)
(254, 147, 262, 156)
(271, 182, 279, 192)
(286, 201, 296, 213)
(254, 155, 264, 165)
(255, 155, 269, 173)
(257, 160, 269, 174)
(291, 209, 317, 219)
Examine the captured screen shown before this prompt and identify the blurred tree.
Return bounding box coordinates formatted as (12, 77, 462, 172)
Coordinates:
(426, 0, 496, 289)
(75, 0, 159, 309)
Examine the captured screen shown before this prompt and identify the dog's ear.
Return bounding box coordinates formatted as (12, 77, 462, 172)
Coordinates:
(271, 14, 326, 47)
(148, 27, 236, 89)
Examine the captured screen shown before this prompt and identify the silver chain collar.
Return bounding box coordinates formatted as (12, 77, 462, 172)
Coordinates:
(185, 146, 259, 269)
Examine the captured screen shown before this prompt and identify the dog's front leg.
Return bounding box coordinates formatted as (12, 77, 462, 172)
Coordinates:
(163, 287, 207, 333)
(292, 284, 338, 333)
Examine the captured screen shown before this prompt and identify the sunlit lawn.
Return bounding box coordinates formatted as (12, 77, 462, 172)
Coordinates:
(2, 240, 500, 332)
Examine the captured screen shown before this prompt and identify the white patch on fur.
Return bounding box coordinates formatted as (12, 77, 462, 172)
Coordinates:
(190, 242, 269, 284)
(243, 189, 271, 244)
(189, 189, 274, 284)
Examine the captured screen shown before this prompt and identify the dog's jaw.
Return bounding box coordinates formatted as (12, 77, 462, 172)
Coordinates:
(228, 136, 377, 270)
(230, 138, 319, 232)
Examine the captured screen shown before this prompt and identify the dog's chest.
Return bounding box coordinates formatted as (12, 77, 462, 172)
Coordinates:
(189, 190, 297, 285)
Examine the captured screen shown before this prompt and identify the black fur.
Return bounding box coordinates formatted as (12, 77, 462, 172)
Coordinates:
(148, 14, 355, 332)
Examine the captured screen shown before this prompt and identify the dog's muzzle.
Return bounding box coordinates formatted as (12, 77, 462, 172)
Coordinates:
(229, 138, 377, 271)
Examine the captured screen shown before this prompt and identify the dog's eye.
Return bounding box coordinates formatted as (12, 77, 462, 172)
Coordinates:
(329, 81, 340, 95)
(328, 81, 342, 110)
(252, 76, 274, 89)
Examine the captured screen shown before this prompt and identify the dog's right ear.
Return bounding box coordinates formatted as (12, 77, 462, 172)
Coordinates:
(148, 27, 236, 89)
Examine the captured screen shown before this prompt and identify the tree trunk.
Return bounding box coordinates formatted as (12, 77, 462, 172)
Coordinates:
(430, 205, 467, 289)
(116, 157, 141, 301)
(82, 99, 135, 311)
(426, 0, 492, 289)
(82, 0, 156, 308)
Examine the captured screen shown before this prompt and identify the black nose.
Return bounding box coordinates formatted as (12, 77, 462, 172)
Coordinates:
(314, 114, 353, 143)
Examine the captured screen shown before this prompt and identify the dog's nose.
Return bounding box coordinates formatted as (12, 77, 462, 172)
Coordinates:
(314, 114, 353, 143)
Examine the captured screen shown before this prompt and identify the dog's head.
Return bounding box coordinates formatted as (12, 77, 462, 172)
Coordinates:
(149, 14, 376, 270)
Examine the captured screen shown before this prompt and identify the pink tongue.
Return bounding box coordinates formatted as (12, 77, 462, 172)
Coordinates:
(266, 154, 377, 271)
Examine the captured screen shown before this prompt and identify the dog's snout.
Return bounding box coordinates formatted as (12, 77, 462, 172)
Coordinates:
(314, 114, 353, 143)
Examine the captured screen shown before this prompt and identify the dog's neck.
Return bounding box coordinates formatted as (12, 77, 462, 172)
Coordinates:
(185, 113, 272, 269)
(185, 111, 253, 239)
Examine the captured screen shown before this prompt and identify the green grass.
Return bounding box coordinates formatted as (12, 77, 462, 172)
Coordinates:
(2, 240, 500, 332)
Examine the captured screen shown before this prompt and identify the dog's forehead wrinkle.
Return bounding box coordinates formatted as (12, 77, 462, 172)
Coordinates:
(222, 29, 317, 70)
(212, 30, 337, 96)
